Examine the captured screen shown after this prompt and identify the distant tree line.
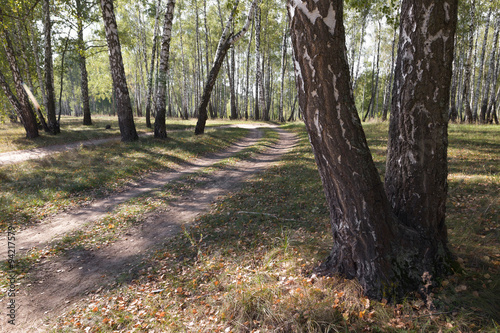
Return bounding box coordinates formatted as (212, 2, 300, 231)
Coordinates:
(0, 0, 498, 139)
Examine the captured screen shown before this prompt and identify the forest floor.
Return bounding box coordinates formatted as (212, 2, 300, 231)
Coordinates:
(0, 121, 498, 332)
(0, 123, 297, 332)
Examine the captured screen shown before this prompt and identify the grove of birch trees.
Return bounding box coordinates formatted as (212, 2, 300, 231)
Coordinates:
(0, 0, 499, 139)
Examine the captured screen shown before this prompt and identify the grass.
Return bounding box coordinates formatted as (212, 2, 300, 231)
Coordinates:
(42, 122, 498, 332)
(0, 124, 250, 232)
(0, 115, 242, 153)
(1, 120, 498, 332)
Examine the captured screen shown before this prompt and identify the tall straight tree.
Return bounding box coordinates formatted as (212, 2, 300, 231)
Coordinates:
(154, 0, 175, 139)
(76, 0, 92, 126)
(145, 0, 161, 129)
(43, 0, 60, 134)
(100, 0, 138, 141)
(288, 0, 458, 299)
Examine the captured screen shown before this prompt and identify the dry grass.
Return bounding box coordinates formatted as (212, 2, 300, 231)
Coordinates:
(3, 121, 498, 332)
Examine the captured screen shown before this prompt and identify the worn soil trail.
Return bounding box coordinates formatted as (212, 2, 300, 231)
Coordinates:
(0, 125, 297, 332)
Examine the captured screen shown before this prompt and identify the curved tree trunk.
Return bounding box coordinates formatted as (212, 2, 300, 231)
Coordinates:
(101, 0, 138, 142)
(0, 16, 39, 139)
(154, 0, 175, 138)
(195, 0, 258, 134)
(289, 0, 457, 299)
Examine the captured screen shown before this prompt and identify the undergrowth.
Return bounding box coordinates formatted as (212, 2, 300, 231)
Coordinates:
(42, 122, 499, 332)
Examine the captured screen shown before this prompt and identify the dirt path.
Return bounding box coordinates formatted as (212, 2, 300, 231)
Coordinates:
(0, 126, 296, 332)
(0, 124, 273, 166)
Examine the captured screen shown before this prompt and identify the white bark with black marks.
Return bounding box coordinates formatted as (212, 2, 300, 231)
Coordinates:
(101, 0, 138, 141)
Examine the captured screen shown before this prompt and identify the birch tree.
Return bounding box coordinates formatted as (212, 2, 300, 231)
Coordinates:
(76, 0, 92, 126)
(0, 20, 39, 139)
(289, 0, 458, 299)
(43, 0, 60, 134)
(194, 0, 259, 135)
(100, 0, 138, 141)
(154, 0, 175, 139)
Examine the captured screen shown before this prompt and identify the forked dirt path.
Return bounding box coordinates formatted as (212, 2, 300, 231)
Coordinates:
(0, 125, 297, 332)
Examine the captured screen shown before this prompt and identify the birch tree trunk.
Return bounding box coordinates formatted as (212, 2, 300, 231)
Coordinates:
(43, 0, 59, 134)
(473, 8, 491, 123)
(385, 0, 458, 287)
(289, 0, 457, 299)
(0, 17, 39, 138)
(76, 0, 92, 126)
(195, 0, 259, 135)
(154, 0, 175, 138)
(101, 0, 138, 141)
(145, 0, 161, 128)
(382, 29, 397, 121)
(254, 6, 263, 120)
(244, 18, 254, 120)
(28, 23, 48, 128)
(178, 11, 189, 120)
(462, 0, 475, 124)
(278, 17, 288, 123)
(483, 16, 499, 123)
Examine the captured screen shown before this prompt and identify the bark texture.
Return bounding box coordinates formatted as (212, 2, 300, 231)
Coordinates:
(76, 0, 92, 126)
(101, 0, 138, 142)
(0, 16, 39, 139)
(289, 0, 398, 299)
(289, 0, 458, 299)
(145, 0, 162, 129)
(154, 0, 175, 139)
(43, 0, 59, 134)
(386, 0, 457, 258)
(195, 0, 258, 135)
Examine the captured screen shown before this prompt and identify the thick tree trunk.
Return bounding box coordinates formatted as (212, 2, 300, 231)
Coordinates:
(385, 0, 458, 287)
(0, 70, 25, 122)
(43, 0, 59, 134)
(154, 0, 175, 139)
(76, 0, 92, 126)
(0, 17, 39, 139)
(289, 0, 399, 299)
(289, 0, 457, 300)
(101, 0, 138, 142)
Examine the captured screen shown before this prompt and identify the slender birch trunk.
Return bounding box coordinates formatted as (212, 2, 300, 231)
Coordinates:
(101, 0, 138, 141)
(43, 0, 59, 134)
(154, 0, 175, 138)
(195, 0, 259, 134)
